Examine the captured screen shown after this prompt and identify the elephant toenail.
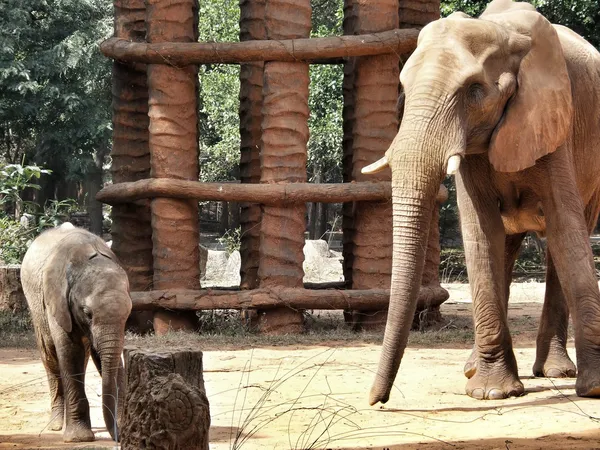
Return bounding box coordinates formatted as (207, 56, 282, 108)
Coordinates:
(487, 389, 506, 400)
(470, 388, 485, 399)
(545, 368, 564, 378)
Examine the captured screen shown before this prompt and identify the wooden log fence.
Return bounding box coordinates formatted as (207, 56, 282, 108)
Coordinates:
(100, 28, 419, 65)
(100, 0, 449, 334)
(97, 179, 448, 205)
(130, 286, 449, 312)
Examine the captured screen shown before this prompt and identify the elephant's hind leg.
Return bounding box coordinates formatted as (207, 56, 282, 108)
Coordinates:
(532, 251, 576, 378)
(40, 343, 65, 431)
(541, 164, 600, 397)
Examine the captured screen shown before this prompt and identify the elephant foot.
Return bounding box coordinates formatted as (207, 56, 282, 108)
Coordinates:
(463, 347, 477, 379)
(48, 407, 64, 431)
(63, 422, 94, 442)
(466, 358, 524, 400)
(575, 365, 600, 397)
(533, 351, 576, 378)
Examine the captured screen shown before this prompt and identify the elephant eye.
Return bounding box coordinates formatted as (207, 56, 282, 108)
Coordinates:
(83, 308, 92, 321)
(466, 83, 485, 104)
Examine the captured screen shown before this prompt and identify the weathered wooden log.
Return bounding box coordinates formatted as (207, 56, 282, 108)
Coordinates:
(146, 0, 201, 334)
(345, 0, 399, 330)
(111, 0, 154, 334)
(0, 265, 27, 312)
(97, 179, 388, 204)
(121, 347, 210, 450)
(97, 179, 449, 206)
(255, 0, 312, 334)
(129, 286, 449, 312)
(239, 0, 265, 290)
(100, 28, 419, 65)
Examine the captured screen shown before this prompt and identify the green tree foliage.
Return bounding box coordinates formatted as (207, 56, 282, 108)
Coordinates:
(198, 0, 241, 183)
(0, 0, 112, 186)
(308, 0, 344, 184)
(197, 0, 345, 184)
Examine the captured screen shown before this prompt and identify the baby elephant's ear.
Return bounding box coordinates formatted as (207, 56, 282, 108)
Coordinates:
(42, 252, 72, 333)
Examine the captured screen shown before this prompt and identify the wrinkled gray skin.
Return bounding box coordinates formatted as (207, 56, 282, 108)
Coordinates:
(21, 223, 131, 442)
(363, 0, 600, 405)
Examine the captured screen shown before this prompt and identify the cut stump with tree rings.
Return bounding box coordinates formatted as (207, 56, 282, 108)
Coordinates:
(121, 347, 210, 450)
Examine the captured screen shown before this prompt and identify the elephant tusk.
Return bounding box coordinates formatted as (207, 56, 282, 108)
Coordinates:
(446, 155, 461, 175)
(361, 156, 389, 174)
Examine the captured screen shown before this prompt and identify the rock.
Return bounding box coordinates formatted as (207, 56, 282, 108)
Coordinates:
(303, 239, 332, 262)
(198, 245, 208, 279)
(223, 251, 241, 284)
(203, 250, 228, 281)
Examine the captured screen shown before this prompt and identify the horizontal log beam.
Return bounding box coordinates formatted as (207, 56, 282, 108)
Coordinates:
(97, 179, 448, 205)
(98, 179, 388, 205)
(130, 286, 449, 311)
(100, 28, 419, 65)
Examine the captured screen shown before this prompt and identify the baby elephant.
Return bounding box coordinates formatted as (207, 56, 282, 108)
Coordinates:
(21, 223, 132, 442)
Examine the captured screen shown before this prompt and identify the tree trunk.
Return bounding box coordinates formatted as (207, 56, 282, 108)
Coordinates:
(316, 202, 328, 239)
(308, 202, 317, 239)
(121, 347, 210, 450)
(230, 202, 240, 230)
(86, 149, 109, 235)
(219, 201, 229, 234)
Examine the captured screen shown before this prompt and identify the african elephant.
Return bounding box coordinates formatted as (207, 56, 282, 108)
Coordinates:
(21, 223, 132, 442)
(362, 0, 600, 405)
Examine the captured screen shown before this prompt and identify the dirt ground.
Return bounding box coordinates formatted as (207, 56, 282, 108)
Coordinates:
(1, 283, 600, 450)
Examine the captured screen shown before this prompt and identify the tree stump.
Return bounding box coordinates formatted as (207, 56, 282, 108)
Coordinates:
(121, 347, 210, 450)
(0, 265, 27, 312)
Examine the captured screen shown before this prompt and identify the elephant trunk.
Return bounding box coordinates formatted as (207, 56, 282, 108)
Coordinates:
(369, 120, 449, 405)
(95, 328, 126, 441)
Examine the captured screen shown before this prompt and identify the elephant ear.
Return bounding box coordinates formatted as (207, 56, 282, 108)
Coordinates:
(482, 8, 573, 172)
(42, 250, 72, 333)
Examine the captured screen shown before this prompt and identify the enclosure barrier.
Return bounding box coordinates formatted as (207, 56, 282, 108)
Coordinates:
(129, 286, 449, 311)
(97, 179, 448, 208)
(100, 0, 445, 335)
(100, 29, 420, 65)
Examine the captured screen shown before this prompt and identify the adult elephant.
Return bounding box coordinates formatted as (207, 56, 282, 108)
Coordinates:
(363, 0, 600, 404)
(21, 223, 132, 442)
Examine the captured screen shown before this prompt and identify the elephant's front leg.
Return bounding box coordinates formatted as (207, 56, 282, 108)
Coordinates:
(55, 334, 94, 442)
(464, 232, 526, 379)
(456, 166, 524, 400)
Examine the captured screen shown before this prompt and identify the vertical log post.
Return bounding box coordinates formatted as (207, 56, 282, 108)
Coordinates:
(121, 347, 210, 450)
(342, 0, 357, 326)
(239, 0, 265, 292)
(111, 0, 154, 333)
(146, 0, 201, 334)
(398, 0, 440, 29)
(347, 0, 399, 330)
(257, 0, 311, 334)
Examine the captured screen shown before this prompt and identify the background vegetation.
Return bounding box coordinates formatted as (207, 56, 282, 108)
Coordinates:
(1, 0, 598, 264)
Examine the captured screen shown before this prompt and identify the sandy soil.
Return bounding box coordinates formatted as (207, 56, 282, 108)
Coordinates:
(2, 283, 600, 450)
